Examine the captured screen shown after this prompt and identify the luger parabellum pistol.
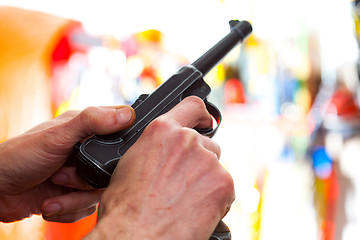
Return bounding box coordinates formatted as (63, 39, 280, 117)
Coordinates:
(72, 20, 252, 240)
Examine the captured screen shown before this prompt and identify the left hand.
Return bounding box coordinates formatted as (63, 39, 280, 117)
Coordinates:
(0, 105, 135, 223)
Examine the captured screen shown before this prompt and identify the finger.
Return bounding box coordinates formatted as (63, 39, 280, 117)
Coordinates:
(217, 169, 236, 218)
(164, 96, 212, 129)
(61, 105, 136, 144)
(51, 167, 92, 190)
(54, 110, 81, 121)
(43, 206, 97, 223)
(25, 111, 80, 134)
(199, 135, 221, 159)
(41, 190, 103, 218)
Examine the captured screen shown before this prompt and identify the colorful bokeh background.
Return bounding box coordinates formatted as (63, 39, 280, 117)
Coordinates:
(1, 0, 360, 239)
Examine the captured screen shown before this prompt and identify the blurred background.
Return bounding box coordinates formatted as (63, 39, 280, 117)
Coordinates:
(0, 0, 360, 239)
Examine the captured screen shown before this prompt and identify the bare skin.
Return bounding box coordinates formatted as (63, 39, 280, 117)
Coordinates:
(0, 96, 234, 240)
(0, 105, 136, 223)
(87, 96, 234, 240)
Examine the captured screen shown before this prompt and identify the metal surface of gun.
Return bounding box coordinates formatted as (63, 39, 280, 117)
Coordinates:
(72, 19, 252, 240)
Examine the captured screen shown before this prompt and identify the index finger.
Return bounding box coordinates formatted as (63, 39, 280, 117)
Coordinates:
(163, 96, 213, 129)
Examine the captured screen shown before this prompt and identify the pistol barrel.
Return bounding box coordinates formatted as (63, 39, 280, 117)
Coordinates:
(191, 20, 252, 75)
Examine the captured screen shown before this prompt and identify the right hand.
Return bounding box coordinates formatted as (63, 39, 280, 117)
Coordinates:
(87, 96, 235, 240)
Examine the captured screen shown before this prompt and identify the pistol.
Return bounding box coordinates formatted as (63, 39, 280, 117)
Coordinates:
(73, 20, 252, 240)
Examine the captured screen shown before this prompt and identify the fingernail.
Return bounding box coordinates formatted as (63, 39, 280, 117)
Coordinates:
(116, 107, 132, 124)
(51, 172, 68, 185)
(43, 202, 62, 216)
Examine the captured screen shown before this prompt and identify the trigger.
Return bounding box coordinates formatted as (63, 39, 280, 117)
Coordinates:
(195, 100, 222, 138)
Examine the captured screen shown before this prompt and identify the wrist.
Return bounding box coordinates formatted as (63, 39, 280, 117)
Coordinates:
(85, 210, 154, 240)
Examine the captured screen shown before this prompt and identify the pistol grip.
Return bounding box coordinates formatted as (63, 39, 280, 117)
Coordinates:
(210, 220, 231, 240)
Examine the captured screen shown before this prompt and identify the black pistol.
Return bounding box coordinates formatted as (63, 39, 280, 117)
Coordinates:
(73, 20, 252, 240)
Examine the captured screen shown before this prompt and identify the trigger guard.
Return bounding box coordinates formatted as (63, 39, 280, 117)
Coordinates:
(195, 100, 222, 138)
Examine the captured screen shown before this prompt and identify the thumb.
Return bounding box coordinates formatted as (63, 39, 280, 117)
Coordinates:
(64, 106, 136, 144)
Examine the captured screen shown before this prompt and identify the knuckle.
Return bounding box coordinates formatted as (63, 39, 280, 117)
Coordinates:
(175, 129, 198, 149)
(42, 127, 68, 152)
(55, 110, 79, 121)
(215, 143, 221, 159)
(145, 118, 200, 151)
(183, 96, 211, 126)
(80, 106, 100, 125)
(145, 116, 171, 135)
(77, 106, 105, 134)
(184, 96, 206, 111)
(216, 170, 235, 197)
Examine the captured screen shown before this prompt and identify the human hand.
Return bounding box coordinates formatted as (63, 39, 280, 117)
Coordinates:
(87, 96, 235, 240)
(0, 106, 135, 223)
